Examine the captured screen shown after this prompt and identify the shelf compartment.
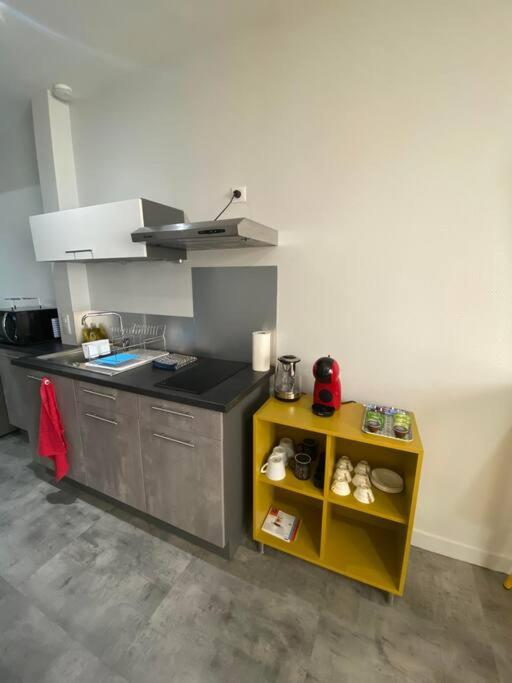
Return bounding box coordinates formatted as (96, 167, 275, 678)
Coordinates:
(254, 417, 327, 501)
(254, 418, 327, 466)
(253, 486, 323, 562)
(257, 466, 324, 501)
(327, 437, 419, 524)
(327, 487, 408, 524)
(323, 505, 403, 594)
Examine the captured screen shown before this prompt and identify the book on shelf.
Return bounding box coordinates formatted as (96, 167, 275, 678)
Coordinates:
(261, 506, 301, 542)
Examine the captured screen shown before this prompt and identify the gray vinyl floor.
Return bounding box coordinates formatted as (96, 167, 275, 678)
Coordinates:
(0, 432, 510, 683)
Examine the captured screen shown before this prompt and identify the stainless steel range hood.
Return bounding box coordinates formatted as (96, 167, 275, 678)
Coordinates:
(131, 217, 278, 251)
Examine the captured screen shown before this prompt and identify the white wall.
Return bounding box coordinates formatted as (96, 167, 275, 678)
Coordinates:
(0, 185, 55, 306)
(0, 101, 55, 307)
(71, 0, 512, 571)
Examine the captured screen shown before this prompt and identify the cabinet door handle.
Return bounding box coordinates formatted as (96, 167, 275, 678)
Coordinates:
(82, 388, 116, 400)
(151, 405, 194, 419)
(86, 412, 118, 426)
(64, 249, 93, 258)
(27, 375, 43, 381)
(152, 432, 195, 448)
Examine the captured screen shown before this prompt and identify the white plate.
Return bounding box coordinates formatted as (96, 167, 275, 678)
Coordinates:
(370, 468, 404, 494)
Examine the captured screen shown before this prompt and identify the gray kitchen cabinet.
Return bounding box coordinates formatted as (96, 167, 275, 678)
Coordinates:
(10, 351, 271, 557)
(77, 402, 145, 510)
(0, 350, 29, 429)
(24, 371, 87, 484)
(140, 424, 225, 547)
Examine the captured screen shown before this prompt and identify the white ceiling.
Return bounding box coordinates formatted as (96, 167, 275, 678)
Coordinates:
(0, 0, 289, 103)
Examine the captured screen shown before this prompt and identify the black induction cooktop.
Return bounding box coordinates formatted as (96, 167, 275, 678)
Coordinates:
(155, 358, 248, 395)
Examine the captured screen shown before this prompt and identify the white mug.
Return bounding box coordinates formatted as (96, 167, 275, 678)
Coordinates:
(278, 438, 294, 464)
(337, 456, 353, 472)
(331, 480, 351, 496)
(261, 453, 286, 481)
(354, 460, 371, 476)
(333, 468, 352, 483)
(271, 445, 287, 461)
(352, 473, 371, 488)
(354, 485, 375, 504)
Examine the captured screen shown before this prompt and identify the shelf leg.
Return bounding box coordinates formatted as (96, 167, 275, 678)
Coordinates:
(386, 592, 395, 606)
(257, 542, 265, 555)
(504, 575, 512, 590)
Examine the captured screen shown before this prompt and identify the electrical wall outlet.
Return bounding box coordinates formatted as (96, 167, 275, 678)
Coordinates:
(232, 186, 247, 203)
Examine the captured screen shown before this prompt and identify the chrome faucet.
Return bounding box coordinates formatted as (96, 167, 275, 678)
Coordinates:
(81, 311, 125, 338)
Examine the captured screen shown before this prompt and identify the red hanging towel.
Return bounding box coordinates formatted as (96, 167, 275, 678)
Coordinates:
(38, 377, 69, 481)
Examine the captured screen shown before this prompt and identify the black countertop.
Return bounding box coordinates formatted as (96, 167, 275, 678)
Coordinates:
(12, 350, 273, 413)
(0, 340, 70, 356)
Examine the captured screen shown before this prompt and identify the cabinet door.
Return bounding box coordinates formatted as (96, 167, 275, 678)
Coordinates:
(0, 353, 29, 429)
(24, 372, 86, 483)
(78, 403, 145, 510)
(30, 199, 147, 262)
(140, 424, 225, 547)
(30, 211, 91, 262)
(0, 377, 16, 435)
(23, 371, 46, 466)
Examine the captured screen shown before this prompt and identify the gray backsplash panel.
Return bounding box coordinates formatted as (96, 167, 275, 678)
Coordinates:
(192, 266, 277, 362)
(120, 266, 277, 363)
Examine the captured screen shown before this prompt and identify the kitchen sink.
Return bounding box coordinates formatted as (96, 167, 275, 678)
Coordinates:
(37, 348, 89, 368)
(37, 347, 168, 376)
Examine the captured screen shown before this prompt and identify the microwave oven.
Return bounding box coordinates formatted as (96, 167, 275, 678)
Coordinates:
(0, 307, 59, 346)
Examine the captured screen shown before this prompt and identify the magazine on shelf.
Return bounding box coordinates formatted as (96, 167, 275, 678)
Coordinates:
(261, 506, 301, 542)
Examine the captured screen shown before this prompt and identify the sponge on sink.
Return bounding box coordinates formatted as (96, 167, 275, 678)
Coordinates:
(91, 353, 138, 366)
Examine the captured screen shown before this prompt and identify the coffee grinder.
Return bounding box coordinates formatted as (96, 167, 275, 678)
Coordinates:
(312, 355, 341, 417)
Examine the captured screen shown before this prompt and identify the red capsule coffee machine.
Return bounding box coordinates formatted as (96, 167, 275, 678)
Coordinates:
(312, 355, 341, 417)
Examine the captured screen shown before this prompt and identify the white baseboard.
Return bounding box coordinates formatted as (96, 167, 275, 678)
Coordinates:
(412, 529, 512, 574)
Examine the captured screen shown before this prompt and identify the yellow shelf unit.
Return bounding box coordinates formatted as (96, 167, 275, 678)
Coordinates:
(253, 396, 423, 596)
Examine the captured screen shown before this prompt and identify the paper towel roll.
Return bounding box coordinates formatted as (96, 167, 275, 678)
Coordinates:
(252, 331, 272, 372)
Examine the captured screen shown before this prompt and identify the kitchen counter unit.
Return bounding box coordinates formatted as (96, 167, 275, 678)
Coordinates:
(0, 340, 70, 356)
(10, 352, 272, 558)
(13, 353, 273, 412)
(0, 341, 71, 433)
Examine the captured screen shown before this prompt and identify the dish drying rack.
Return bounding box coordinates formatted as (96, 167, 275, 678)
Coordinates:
(108, 323, 167, 355)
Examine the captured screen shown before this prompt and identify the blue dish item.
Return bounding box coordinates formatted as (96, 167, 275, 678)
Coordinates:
(92, 353, 138, 366)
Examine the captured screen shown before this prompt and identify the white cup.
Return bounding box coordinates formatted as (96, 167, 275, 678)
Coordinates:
(352, 473, 371, 488)
(354, 460, 371, 476)
(260, 453, 286, 481)
(333, 468, 352, 483)
(336, 456, 353, 472)
(278, 438, 294, 464)
(271, 445, 287, 461)
(331, 480, 351, 496)
(354, 485, 375, 504)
